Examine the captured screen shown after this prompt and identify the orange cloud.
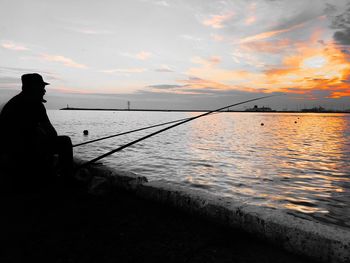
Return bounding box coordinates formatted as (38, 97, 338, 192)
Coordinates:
(191, 56, 221, 67)
(184, 22, 350, 99)
(245, 3, 257, 25)
(245, 16, 256, 25)
(328, 90, 350, 98)
(264, 42, 350, 97)
(101, 68, 146, 74)
(242, 39, 292, 53)
(136, 51, 152, 60)
(179, 77, 227, 90)
(211, 34, 224, 42)
(185, 38, 350, 98)
(203, 12, 235, 29)
(188, 65, 263, 86)
(177, 77, 259, 93)
(1, 41, 29, 51)
(41, 54, 88, 69)
(121, 51, 152, 60)
(240, 23, 305, 43)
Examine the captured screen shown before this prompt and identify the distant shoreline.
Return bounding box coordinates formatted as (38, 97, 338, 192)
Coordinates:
(59, 107, 350, 113)
(60, 107, 242, 112)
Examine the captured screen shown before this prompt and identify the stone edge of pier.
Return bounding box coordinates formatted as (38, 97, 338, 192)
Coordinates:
(76, 159, 350, 263)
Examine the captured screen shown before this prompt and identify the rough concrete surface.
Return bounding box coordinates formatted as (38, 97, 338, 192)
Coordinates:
(0, 160, 347, 263)
(0, 186, 314, 263)
(80, 161, 350, 263)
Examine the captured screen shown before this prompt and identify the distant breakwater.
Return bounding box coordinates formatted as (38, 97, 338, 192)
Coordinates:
(60, 107, 244, 112)
(60, 107, 350, 113)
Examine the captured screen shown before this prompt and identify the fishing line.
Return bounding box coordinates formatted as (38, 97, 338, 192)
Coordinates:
(78, 94, 277, 169)
(73, 112, 222, 148)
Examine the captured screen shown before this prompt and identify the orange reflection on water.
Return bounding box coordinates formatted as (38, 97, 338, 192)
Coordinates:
(186, 112, 350, 220)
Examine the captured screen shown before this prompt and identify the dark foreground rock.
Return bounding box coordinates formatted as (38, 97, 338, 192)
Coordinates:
(0, 187, 314, 263)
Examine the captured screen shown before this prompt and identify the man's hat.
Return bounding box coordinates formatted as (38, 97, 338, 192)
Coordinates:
(21, 73, 50, 86)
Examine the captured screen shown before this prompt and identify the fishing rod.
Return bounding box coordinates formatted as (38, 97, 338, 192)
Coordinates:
(73, 113, 220, 148)
(78, 94, 276, 169)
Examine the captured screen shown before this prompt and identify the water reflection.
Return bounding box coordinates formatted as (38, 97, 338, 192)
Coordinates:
(50, 110, 350, 229)
(187, 113, 350, 227)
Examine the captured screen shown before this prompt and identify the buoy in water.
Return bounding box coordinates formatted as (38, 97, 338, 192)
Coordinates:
(83, 130, 89, 135)
(261, 123, 264, 126)
(294, 121, 297, 124)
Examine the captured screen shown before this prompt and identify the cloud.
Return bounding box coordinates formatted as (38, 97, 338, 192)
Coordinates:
(154, 1, 169, 7)
(141, 0, 169, 7)
(327, 3, 350, 45)
(0, 66, 48, 74)
(147, 78, 229, 95)
(327, 89, 350, 98)
(334, 29, 350, 45)
(1, 41, 29, 51)
(101, 68, 146, 74)
(121, 51, 152, 60)
(262, 41, 350, 97)
(240, 23, 305, 43)
(184, 36, 350, 98)
(146, 82, 207, 95)
(0, 76, 21, 90)
(72, 28, 114, 35)
(271, 2, 324, 32)
(231, 49, 265, 68)
(136, 51, 152, 60)
(191, 56, 221, 67)
(241, 39, 292, 53)
(179, 76, 235, 90)
(155, 65, 174, 72)
(330, 5, 350, 45)
(245, 2, 257, 25)
(41, 54, 88, 69)
(0, 76, 20, 84)
(329, 3, 350, 28)
(148, 84, 182, 89)
(180, 35, 202, 41)
(245, 16, 256, 25)
(202, 12, 235, 29)
(210, 34, 224, 42)
(187, 64, 262, 87)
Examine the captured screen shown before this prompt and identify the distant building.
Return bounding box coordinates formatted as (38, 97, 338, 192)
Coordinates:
(301, 106, 326, 113)
(245, 105, 275, 112)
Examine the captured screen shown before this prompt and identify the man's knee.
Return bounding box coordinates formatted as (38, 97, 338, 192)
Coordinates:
(57, 135, 72, 147)
(52, 136, 73, 157)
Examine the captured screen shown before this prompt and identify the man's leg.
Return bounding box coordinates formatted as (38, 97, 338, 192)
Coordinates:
(53, 135, 73, 178)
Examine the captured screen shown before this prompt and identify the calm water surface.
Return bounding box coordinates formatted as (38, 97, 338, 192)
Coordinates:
(49, 110, 350, 229)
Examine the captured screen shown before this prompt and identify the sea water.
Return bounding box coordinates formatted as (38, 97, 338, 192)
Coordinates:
(49, 110, 350, 229)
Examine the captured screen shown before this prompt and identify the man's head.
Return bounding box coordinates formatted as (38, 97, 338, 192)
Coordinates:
(21, 73, 50, 101)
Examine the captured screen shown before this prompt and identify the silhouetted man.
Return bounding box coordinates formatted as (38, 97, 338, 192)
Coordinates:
(0, 73, 73, 191)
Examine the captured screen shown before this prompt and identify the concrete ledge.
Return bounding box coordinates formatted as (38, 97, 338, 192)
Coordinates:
(75, 160, 350, 263)
(137, 181, 350, 263)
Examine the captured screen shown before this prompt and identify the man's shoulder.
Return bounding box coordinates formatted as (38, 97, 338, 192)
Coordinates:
(1, 93, 32, 115)
(5, 93, 23, 104)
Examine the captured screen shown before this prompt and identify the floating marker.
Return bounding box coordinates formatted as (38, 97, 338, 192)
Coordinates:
(261, 123, 264, 126)
(83, 130, 89, 135)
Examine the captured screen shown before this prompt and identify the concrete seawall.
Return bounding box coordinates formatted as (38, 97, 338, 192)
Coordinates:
(76, 160, 350, 263)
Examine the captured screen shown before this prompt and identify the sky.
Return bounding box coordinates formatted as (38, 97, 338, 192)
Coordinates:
(1, 0, 350, 111)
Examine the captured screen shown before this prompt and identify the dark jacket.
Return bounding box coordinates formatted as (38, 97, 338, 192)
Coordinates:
(0, 91, 57, 157)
